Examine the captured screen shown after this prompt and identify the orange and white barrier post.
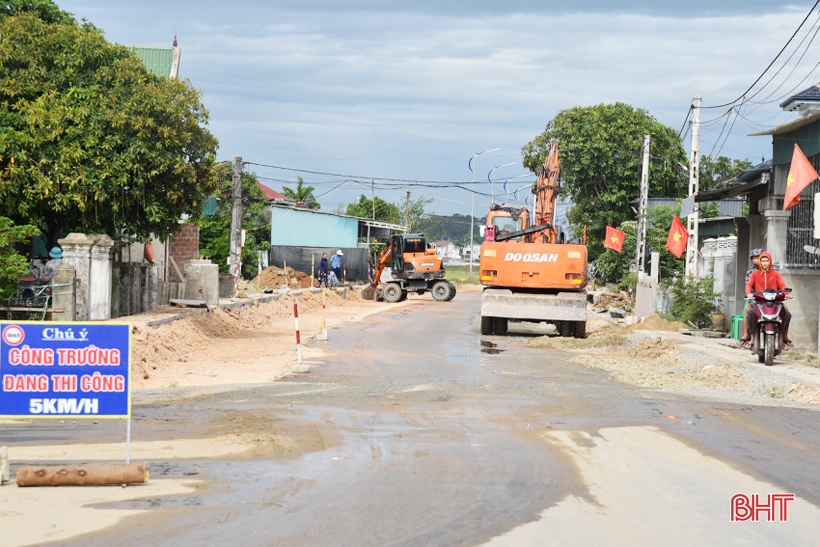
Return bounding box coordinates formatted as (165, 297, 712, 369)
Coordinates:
(311, 254, 315, 288)
(233, 262, 241, 298)
(316, 289, 328, 340)
(294, 302, 303, 366)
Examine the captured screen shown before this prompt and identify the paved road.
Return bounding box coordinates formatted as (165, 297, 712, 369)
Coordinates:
(7, 291, 820, 545)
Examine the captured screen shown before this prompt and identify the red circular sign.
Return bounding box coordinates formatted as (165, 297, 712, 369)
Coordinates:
(2, 325, 24, 346)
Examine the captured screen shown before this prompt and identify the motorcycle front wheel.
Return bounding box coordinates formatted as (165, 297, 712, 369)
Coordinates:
(764, 332, 775, 366)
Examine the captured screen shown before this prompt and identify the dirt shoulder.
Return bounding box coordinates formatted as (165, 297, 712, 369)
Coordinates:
(126, 287, 416, 389)
(525, 312, 820, 408)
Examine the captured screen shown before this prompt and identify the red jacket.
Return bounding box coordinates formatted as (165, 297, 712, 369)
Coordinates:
(745, 252, 786, 295)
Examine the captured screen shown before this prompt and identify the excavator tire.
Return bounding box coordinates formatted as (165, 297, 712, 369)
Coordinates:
(572, 321, 586, 339)
(431, 280, 452, 301)
(444, 281, 457, 301)
(480, 316, 493, 335)
(383, 283, 403, 303)
(398, 290, 408, 302)
(493, 317, 508, 336)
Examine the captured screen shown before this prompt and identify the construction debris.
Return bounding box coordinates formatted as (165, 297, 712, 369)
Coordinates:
(591, 291, 634, 315)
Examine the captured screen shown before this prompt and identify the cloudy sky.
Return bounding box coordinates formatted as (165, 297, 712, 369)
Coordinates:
(58, 0, 820, 215)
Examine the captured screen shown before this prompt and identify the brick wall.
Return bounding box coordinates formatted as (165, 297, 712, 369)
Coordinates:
(169, 223, 200, 263)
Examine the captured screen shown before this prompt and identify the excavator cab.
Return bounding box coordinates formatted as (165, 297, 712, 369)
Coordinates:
(485, 205, 529, 242)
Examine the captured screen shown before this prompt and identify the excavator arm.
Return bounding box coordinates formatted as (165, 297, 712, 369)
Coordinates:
(369, 243, 393, 289)
(533, 143, 560, 244)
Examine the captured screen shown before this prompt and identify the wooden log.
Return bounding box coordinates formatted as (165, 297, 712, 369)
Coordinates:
(16, 464, 149, 487)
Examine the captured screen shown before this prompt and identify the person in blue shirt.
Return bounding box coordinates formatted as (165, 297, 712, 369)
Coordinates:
(331, 250, 343, 284)
(319, 253, 329, 287)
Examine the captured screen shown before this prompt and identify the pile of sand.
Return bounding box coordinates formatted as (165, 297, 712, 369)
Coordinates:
(620, 314, 688, 334)
(253, 266, 312, 289)
(526, 334, 628, 350)
(786, 383, 820, 405)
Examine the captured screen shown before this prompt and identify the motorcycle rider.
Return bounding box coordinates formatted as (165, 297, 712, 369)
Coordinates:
(744, 251, 792, 350)
(738, 248, 762, 348)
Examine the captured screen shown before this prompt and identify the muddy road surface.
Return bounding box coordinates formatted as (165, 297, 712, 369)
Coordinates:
(5, 291, 820, 546)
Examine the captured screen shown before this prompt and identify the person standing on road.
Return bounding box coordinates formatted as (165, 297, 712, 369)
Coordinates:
(331, 250, 343, 284)
(319, 253, 329, 287)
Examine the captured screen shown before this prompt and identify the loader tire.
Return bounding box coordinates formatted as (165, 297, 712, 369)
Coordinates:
(572, 321, 586, 339)
(444, 281, 457, 301)
(383, 283, 403, 303)
(398, 290, 408, 302)
(493, 317, 508, 336)
(480, 316, 493, 335)
(431, 280, 452, 301)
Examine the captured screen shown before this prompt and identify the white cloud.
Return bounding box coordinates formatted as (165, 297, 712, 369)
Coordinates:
(57, 1, 817, 213)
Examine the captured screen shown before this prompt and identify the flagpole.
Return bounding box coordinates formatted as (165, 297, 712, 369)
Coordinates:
(685, 95, 701, 277)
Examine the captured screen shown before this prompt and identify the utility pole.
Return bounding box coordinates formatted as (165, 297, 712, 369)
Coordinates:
(229, 156, 243, 276)
(371, 179, 376, 219)
(636, 135, 650, 274)
(686, 96, 701, 276)
(404, 190, 411, 232)
(470, 151, 476, 278)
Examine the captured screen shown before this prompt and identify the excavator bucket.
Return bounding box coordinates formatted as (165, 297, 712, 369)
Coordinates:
(361, 286, 380, 301)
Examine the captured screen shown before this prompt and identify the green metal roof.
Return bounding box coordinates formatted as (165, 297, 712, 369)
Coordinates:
(132, 47, 173, 78)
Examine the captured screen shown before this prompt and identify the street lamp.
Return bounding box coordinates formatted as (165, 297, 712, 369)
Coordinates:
(488, 162, 516, 204)
(468, 148, 501, 278)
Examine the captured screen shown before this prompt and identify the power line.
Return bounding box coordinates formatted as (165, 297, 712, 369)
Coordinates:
(702, 0, 820, 109)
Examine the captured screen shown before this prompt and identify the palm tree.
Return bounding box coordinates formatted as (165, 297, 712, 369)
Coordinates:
(282, 177, 320, 210)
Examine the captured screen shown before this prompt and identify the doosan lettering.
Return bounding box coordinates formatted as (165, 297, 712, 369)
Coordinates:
(503, 252, 559, 263)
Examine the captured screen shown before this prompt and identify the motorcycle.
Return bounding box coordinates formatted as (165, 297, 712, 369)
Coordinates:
(751, 288, 791, 366)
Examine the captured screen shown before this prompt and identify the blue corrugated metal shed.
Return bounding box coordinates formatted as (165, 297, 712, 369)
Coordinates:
(270, 206, 359, 248)
(132, 47, 173, 78)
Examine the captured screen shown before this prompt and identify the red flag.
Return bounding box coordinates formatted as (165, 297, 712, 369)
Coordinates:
(784, 143, 819, 210)
(603, 226, 625, 253)
(665, 214, 689, 258)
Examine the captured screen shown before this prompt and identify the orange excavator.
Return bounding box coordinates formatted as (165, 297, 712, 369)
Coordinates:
(479, 142, 588, 336)
(361, 233, 456, 303)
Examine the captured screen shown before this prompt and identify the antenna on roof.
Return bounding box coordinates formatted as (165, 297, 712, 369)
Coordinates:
(173, 29, 178, 47)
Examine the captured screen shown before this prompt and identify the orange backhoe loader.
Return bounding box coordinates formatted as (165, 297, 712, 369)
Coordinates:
(362, 233, 456, 303)
(479, 142, 588, 336)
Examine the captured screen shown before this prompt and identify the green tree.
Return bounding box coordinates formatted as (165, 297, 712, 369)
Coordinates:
(699, 155, 754, 191)
(282, 177, 320, 210)
(0, 5, 219, 248)
(198, 168, 270, 276)
(345, 195, 402, 224)
(0, 216, 40, 299)
(595, 204, 684, 286)
(521, 103, 687, 260)
(0, 0, 74, 24)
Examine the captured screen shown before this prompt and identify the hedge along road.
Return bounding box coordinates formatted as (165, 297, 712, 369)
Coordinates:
(4, 291, 820, 546)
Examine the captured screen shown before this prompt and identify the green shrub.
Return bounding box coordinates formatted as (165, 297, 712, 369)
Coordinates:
(667, 272, 721, 328)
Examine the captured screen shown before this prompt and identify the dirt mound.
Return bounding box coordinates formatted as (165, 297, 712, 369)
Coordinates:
(786, 383, 820, 405)
(620, 314, 688, 333)
(627, 337, 683, 359)
(130, 290, 358, 384)
(526, 334, 628, 350)
(253, 266, 311, 289)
